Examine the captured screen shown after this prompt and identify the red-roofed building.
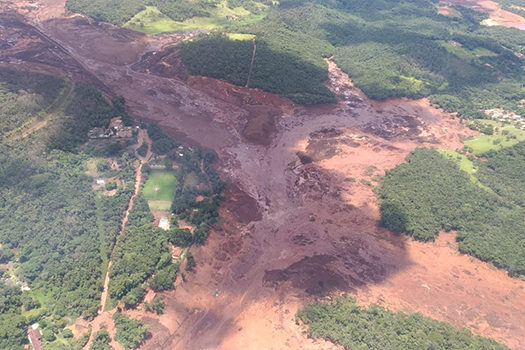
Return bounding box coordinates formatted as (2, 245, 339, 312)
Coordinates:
(28, 328, 43, 350)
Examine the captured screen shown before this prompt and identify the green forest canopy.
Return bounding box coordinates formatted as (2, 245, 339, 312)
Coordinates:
(66, 0, 525, 111)
(378, 145, 525, 276)
(183, 0, 525, 110)
(297, 296, 508, 350)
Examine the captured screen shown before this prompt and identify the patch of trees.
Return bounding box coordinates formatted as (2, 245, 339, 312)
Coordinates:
(113, 312, 149, 350)
(498, 0, 525, 18)
(179, 0, 525, 114)
(147, 122, 179, 155)
(0, 282, 26, 350)
(89, 329, 112, 350)
(0, 67, 65, 136)
(169, 150, 225, 245)
(47, 83, 132, 152)
(297, 296, 508, 350)
(108, 195, 172, 307)
(180, 35, 336, 105)
(144, 296, 164, 315)
(379, 146, 525, 276)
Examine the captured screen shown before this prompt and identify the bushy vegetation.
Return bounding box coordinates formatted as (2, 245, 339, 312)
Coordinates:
(379, 146, 525, 276)
(108, 195, 172, 307)
(47, 83, 131, 152)
(297, 296, 508, 350)
(66, 0, 269, 26)
(113, 312, 149, 349)
(0, 282, 26, 350)
(178, 0, 525, 111)
(89, 329, 112, 350)
(0, 67, 65, 137)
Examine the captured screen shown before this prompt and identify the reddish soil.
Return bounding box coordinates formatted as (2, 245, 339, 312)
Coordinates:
(442, 0, 525, 29)
(3, 1, 525, 349)
(438, 6, 460, 16)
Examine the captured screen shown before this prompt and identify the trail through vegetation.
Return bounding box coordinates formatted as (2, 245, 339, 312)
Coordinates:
(245, 39, 256, 88)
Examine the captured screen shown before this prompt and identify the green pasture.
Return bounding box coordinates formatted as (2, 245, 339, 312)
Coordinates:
(143, 170, 176, 210)
(124, 2, 265, 35)
(464, 120, 525, 154)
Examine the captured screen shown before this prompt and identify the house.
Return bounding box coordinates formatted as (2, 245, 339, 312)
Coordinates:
(20, 282, 30, 291)
(96, 179, 105, 185)
(88, 117, 134, 139)
(28, 327, 43, 350)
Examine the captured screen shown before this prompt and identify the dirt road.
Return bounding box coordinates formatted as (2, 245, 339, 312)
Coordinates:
(4, 1, 525, 349)
(83, 129, 152, 350)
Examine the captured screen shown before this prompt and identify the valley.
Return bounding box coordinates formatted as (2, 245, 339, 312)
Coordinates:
(1, 0, 525, 349)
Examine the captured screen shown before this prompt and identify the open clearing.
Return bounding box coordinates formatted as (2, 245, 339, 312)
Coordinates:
(124, 1, 265, 35)
(465, 120, 525, 154)
(143, 170, 176, 210)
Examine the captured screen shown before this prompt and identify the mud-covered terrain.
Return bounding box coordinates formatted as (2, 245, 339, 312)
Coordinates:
(3, 0, 525, 349)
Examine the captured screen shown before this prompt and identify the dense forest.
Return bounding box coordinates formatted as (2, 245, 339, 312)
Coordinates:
(297, 296, 508, 349)
(0, 282, 27, 350)
(66, 0, 525, 111)
(178, 0, 525, 111)
(0, 67, 65, 137)
(48, 83, 132, 152)
(0, 68, 139, 348)
(108, 194, 172, 308)
(379, 145, 525, 276)
(180, 35, 336, 104)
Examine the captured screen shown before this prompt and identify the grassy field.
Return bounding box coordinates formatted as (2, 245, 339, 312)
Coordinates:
(226, 33, 256, 40)
(437, 149, 492, 191)
(124, 2, 265, 35)
(143, 170, 176, 210)
(464, 120, 525, 154)
(438, 149, 477, 174)
(441, 41, 498, 60)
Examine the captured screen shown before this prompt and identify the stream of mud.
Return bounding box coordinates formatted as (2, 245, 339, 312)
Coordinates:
(3, 0, 525, 349)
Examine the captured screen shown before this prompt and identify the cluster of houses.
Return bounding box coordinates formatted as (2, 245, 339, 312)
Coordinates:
(89, 117, 137, 139)
(486, 109, 524, 127)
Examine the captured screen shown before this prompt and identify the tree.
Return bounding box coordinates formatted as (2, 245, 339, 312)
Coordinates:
(89, 329, 112, 350)
(144, 296, 165, 315)
(113, 313, 149, 349)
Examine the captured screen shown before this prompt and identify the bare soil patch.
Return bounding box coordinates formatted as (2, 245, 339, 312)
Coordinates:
(3, 3, 525, 349)
(441, 0, 525, 30)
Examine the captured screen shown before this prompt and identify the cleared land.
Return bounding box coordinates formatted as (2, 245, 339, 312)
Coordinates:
(123, 2, 264, 35)
(464, 120, 525, 154)
(143, 170, 176, 210)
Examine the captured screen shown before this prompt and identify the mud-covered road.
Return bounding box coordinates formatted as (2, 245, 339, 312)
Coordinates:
(3, 0, 525, 349)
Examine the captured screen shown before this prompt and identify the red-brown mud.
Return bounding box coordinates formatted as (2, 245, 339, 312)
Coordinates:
(3, 1, 525, 349)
